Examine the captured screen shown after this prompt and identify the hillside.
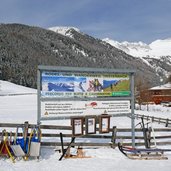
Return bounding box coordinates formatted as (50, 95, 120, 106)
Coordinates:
(0, 23, 165, 88)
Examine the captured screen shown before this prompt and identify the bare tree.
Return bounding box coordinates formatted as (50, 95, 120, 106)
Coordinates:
(135, 77, 152, 111)
(167, 74, 171, 83)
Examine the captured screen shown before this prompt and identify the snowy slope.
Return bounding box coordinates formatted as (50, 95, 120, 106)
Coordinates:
(0, 80, 36, 96)
(0, 81, 171, 171)
(103, 38, 171, 58)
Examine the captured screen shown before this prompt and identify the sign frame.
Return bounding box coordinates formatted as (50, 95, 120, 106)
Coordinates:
(85, 115, 97, 134)
(99, 114, 111, 133)
(71, 117, 84, 136)
(37, 65, 136, 147)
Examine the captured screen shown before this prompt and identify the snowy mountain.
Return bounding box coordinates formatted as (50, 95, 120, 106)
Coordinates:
(49, 26, 171, 80)
(49, 26, 82, 38)
(0, 23, 170, 89)
(103, 38, 171, 58)
(103, 38, 171, 78)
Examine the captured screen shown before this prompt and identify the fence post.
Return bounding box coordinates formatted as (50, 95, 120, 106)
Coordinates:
(23, 121, 29, 153)
(147, 127, 152, 148)
(111, 126, 117, 148)
(147, 115, 149, 121)
(165, 119, 169, 127)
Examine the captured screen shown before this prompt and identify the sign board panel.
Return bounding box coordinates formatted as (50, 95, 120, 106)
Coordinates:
(37, 66, 135, 120)
(41, 100, 130, 118)
(41, 71, 130, 98)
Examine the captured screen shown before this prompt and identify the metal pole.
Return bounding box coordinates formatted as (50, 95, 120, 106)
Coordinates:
(131, 73, 135, 147)
(37, 68, 41, 125)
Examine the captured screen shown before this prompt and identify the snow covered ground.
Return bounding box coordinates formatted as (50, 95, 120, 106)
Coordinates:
(0, 80, 171, 171)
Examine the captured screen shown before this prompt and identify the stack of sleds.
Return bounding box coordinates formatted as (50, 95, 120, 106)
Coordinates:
(118, 117, 171, 160)
(0, 122, 41, 163)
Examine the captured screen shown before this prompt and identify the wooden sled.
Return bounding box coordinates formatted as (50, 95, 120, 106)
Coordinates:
(118, 143, 168, 160)
(125, 153, 168, 160)
(59, 133, 91, 160)
(65, 147, 91, 159)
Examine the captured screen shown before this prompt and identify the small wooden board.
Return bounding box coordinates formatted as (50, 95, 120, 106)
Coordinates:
(65, 148, 91, 159)
(126, 153, 168, 160)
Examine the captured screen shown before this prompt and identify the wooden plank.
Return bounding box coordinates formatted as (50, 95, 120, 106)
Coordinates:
(40, 125, 72, 130)
(116, 136, 144, 139)
(41, 142, 111, 147)
(41, 133, 112, 139)
(0, 123, 24, 128)
(151, 142, 171, 146)
(153, 128, 171, 132)
(116, 128, 142, 132)
(154, 135, 171, 139)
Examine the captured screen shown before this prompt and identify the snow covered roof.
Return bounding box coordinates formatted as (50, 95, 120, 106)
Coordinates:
(150, 82, 171, 90)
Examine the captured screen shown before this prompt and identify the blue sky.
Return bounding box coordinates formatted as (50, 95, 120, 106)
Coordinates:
(0, 0, 171, 43)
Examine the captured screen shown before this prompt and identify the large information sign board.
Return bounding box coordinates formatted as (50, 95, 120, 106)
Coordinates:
(37, 66, 135, 121)
(37, 66, 135, 146)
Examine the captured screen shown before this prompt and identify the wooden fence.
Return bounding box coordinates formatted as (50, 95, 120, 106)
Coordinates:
(135, 114, 171, 127)
(1, 122, 171, 148)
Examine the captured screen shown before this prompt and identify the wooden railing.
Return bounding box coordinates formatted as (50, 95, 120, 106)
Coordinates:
(134, 114, 171, 127)
(1, 122, 171, 148)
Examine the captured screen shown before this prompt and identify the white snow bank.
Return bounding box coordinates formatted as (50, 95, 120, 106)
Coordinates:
(0, 80, 36, 96)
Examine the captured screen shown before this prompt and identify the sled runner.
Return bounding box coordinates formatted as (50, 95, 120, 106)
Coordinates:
(118, 143, 170, 160)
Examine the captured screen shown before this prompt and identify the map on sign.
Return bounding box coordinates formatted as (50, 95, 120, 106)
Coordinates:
(41, 71, 130, 98)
